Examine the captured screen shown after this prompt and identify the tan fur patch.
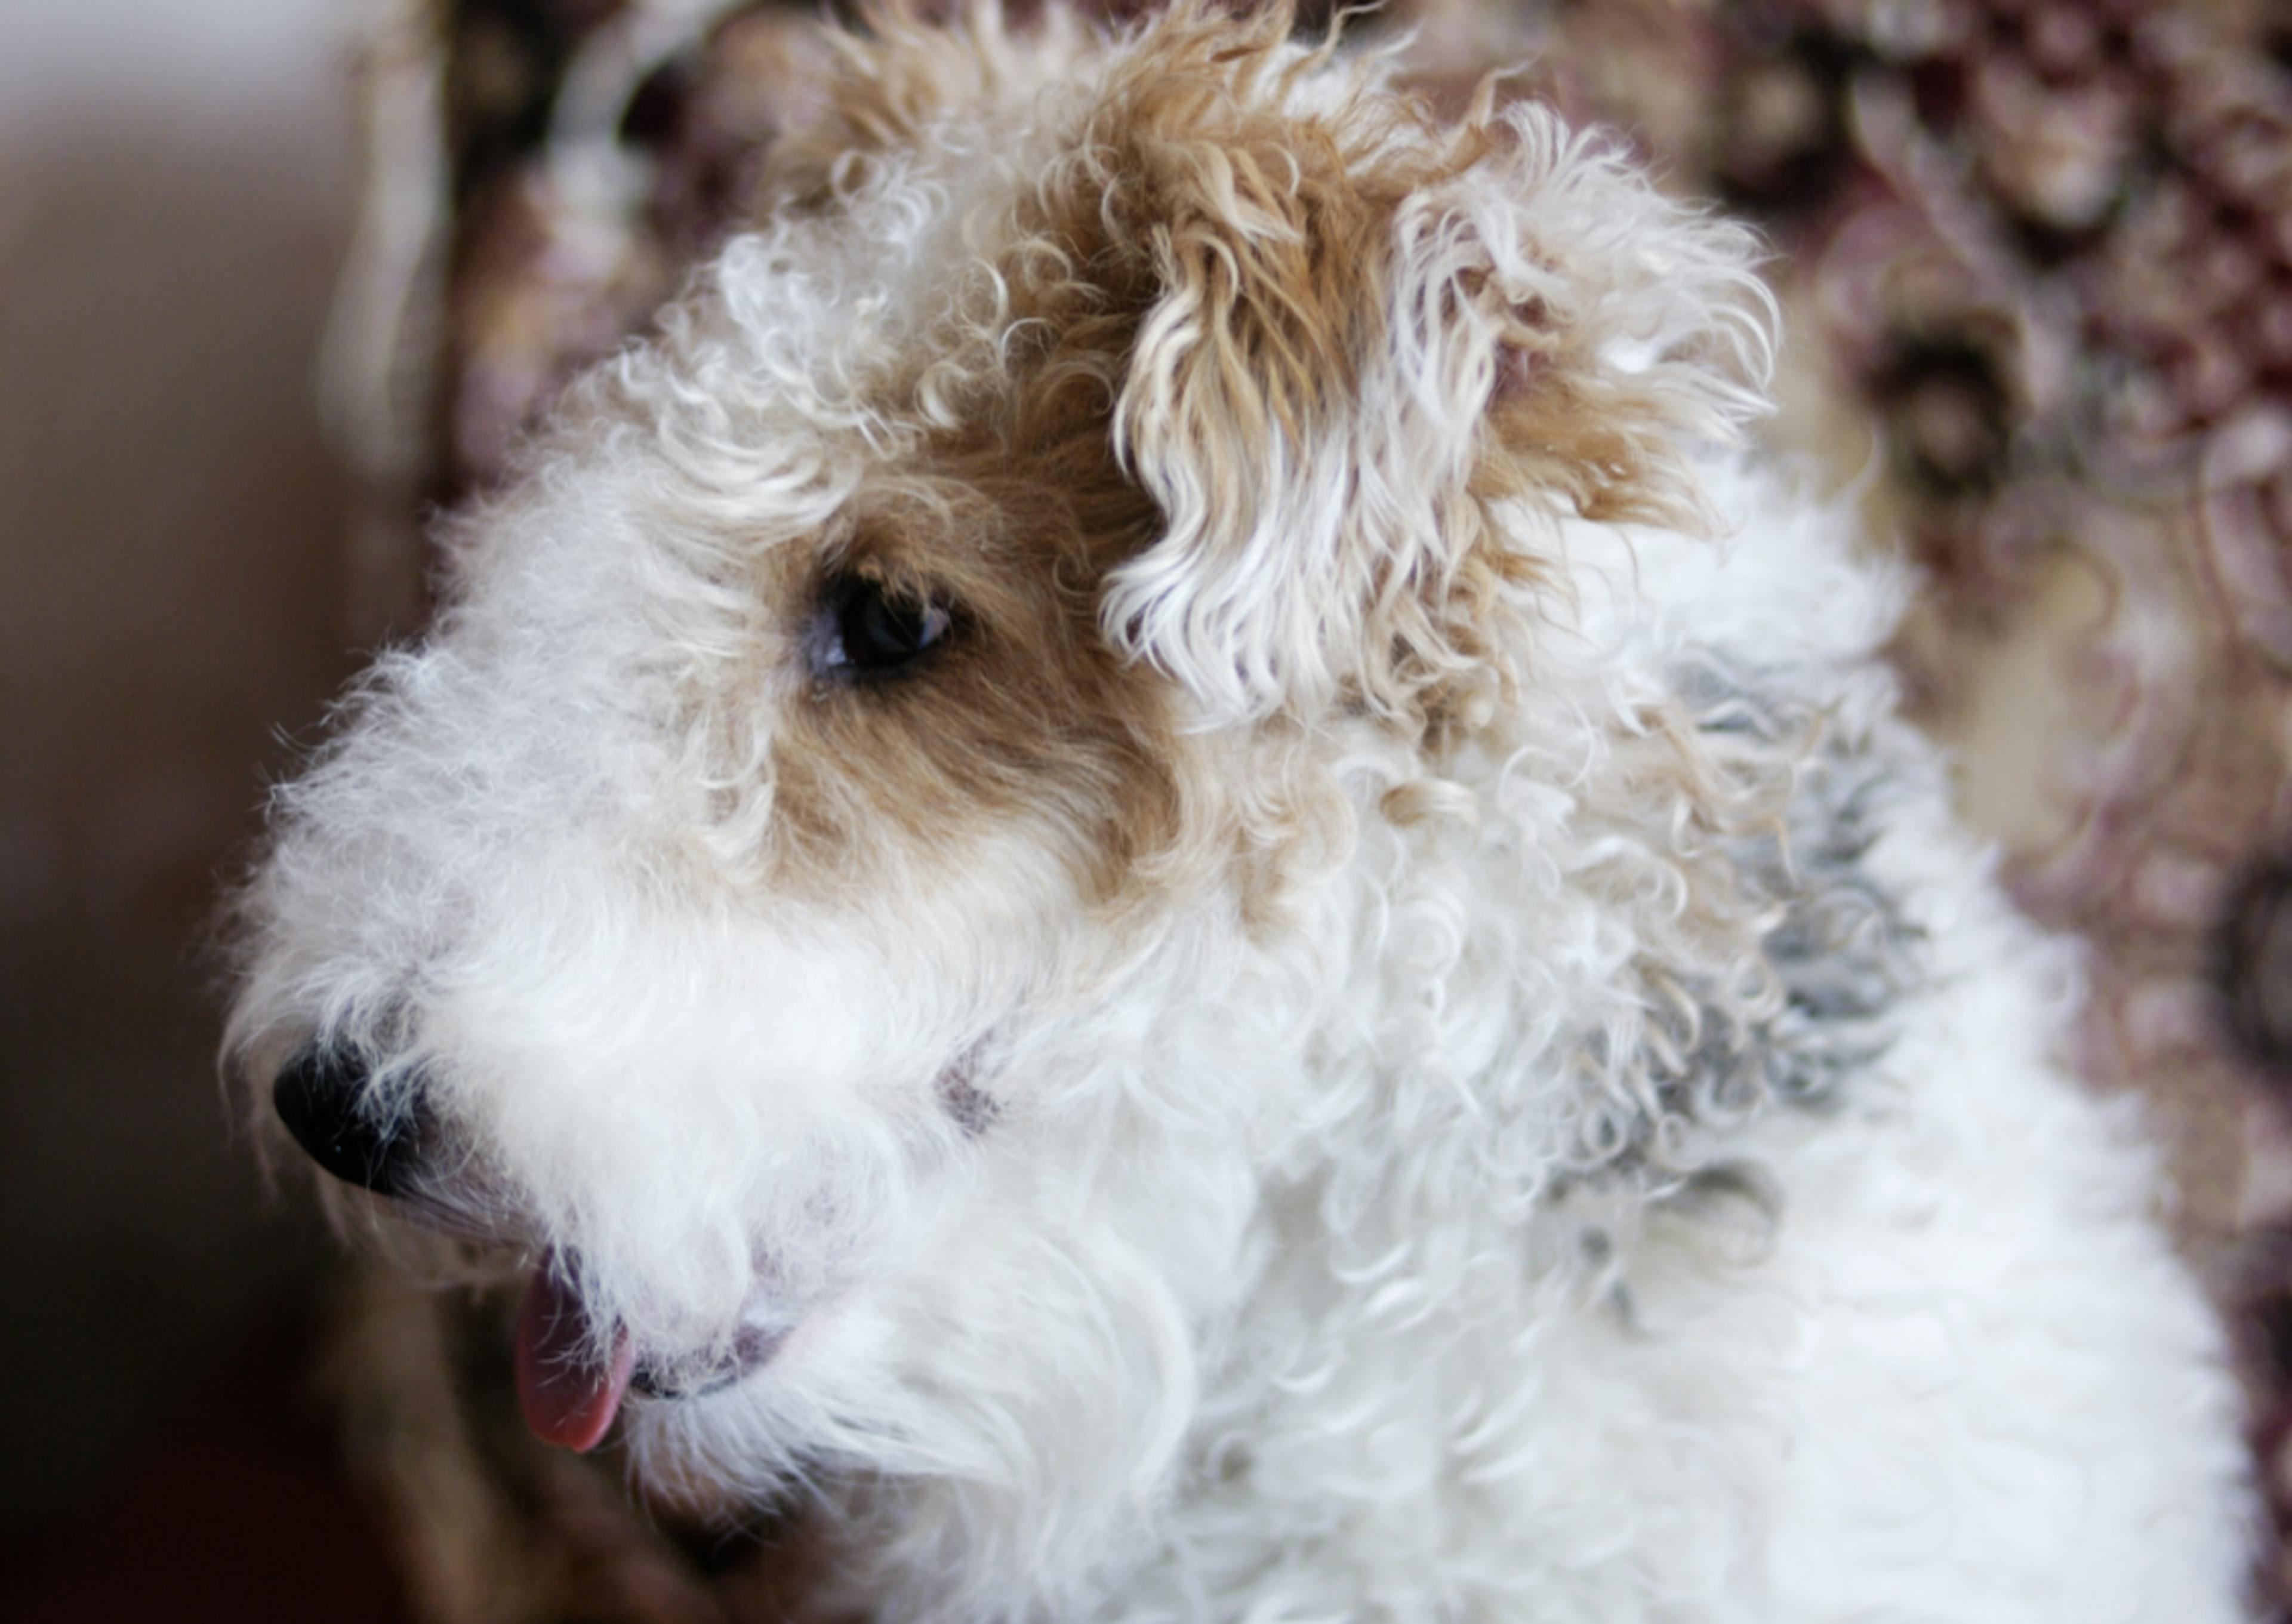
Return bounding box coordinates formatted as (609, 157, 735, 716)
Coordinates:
(715, 1, 1760, 920)
(756, 454, 1191, 917)
(725, 11, 1366, 921)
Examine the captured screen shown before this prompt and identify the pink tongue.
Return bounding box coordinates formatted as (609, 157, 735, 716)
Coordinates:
(514, 1251, 635, 1452)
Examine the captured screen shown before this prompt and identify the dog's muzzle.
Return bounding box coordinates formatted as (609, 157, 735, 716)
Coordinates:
(271, 1042, 785, 1453)
(272, 1044, 424, 1197)
(268, 1046, 638, 1449)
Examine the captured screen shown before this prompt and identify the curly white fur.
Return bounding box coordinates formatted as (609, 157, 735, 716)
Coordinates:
(227, 5, 2254, 1619)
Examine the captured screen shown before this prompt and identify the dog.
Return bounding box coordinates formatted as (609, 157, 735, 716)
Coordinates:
(227, 3, 2257, 1617)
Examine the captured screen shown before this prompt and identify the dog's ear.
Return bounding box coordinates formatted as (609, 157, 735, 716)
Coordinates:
(1099, 47, 1775, 728)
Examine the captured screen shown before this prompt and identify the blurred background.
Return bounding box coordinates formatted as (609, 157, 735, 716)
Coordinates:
(0, 0, 387, 1612)
(7, 0, 2292, 1619)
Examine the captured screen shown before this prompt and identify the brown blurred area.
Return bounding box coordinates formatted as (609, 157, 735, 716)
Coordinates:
(0, 0, 404, 1613)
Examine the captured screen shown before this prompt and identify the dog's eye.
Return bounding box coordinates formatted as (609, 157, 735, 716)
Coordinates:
(817, 576, 953, 679)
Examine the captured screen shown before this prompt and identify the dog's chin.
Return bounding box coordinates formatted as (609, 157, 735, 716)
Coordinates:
(512, 1244, 794, 1452)
(326, 1151, 818, 1454)
(631, 1323, 790, 1401)
(366, 1179, 793, 1452)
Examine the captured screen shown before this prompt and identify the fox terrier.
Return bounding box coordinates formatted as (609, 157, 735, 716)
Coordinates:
(228, 4, 2255, 1618)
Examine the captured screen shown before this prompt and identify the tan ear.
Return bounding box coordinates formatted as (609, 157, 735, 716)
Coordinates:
(1095, 17, 1775, 729)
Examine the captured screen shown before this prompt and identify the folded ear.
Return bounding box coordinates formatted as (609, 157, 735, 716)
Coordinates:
(1100, 45, 1776, 728)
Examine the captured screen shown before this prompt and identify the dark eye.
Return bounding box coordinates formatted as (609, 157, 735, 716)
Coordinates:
(817, 575, 953, 678)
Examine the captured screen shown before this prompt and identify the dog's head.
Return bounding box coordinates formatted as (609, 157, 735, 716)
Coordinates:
(227, 0, 1767, 1529)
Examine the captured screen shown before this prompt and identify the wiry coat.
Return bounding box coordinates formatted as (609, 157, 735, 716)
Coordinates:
(227, 5, 2254, 1619)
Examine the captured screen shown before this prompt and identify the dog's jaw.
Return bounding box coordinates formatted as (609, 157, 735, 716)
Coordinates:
(511, 1248, 799, 1450)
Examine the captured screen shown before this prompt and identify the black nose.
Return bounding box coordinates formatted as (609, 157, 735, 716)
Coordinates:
(272, 1046, 423, 1197)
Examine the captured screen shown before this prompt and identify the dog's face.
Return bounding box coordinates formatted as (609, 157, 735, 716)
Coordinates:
(228, 1, 1767, 1497)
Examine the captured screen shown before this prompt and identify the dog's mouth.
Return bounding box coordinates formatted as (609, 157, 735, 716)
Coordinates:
(270, 1035, 993, 1453)
(513, 1248, 787, 1452)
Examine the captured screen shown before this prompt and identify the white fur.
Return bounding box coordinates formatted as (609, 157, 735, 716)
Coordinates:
(229, 7, 2254, 1620)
